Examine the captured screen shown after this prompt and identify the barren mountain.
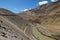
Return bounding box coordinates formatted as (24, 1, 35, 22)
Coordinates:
(0, 0, 60, 40)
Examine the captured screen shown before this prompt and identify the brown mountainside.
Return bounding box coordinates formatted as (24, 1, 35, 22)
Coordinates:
(0, 0, 60, 40)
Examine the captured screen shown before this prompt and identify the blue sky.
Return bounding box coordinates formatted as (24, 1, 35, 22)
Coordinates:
(0, 0, 57, 13)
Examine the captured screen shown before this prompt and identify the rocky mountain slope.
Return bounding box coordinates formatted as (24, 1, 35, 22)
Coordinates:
(0, 0, 60, 40)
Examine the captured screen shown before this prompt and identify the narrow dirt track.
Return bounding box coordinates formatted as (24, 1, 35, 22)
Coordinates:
(1, 16, 34, 40)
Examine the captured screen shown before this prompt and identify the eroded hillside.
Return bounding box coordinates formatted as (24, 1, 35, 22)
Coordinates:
(0, 0, 60, 40)
(19, 0, 60, 40)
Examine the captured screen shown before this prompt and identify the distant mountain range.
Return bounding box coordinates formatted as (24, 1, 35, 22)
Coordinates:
(0, 0, 60, 40)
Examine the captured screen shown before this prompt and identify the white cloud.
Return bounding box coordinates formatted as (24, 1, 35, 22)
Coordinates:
(39, 1, 48, 5)
(23, 8, 31, 11)
(51, 0, 58, 2)
(23, 9, 28, 11)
